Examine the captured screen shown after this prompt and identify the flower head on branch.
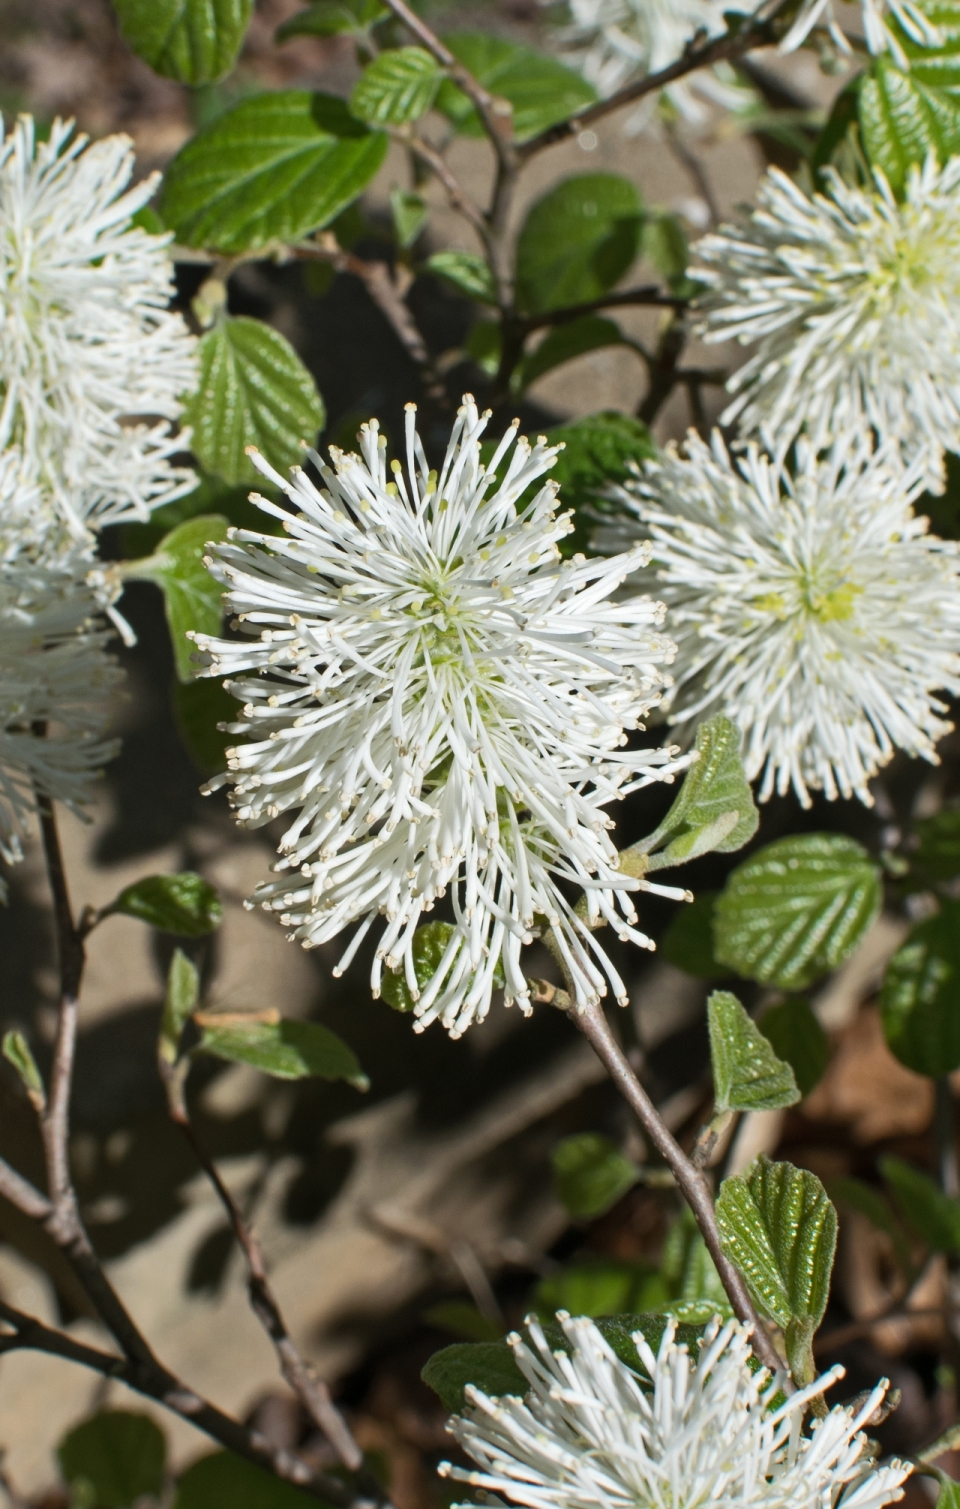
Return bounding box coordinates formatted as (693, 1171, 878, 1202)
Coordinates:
(196, 396, 684, 1037)
(694, 159, 960, 489)
(441, 1313, 908, 1509)
(597, 430, 960, 808)
(0, 115, 197, 556)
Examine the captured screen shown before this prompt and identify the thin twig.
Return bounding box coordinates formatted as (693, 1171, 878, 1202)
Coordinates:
(516, 284, 686, 334)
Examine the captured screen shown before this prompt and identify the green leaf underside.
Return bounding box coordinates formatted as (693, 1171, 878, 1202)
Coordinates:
(113, 0, 253, 84)
(173, 1451, 315, 1509)
(757, 998, 830, 1098)
(519, 316, 624, 389)
(649, 716, 758, 858)
(198, 1017, 368, 1088)
(551, 1132, 640, 1219)
(660, 891, 733, 979)
(276, 0, 388, 40)
(109, 872, 223, 935)
(350, 47, 441, 125)
(128, 514, 228, 682)
(381, 920, 503, 1012)
(881, 1155, 960, 1252)
(714, 833, 882, 991)
(881, 901, 960, 1075)
(426, 250, 497, 304)
(185, 316, 325, 486)
(58, 1412, 166, 1509)
(435, 32, 596, 143)
(535, 1259, 668, 1321)
(421, 1313, 704, 1412)
(515, 173, 642, 315)
(160, 91, 388, 252)
(716, 1155, 837, 1331)
(708, 991, 800, 1113)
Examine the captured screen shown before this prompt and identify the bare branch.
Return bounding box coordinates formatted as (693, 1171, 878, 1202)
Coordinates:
(517, 284, 686, 334)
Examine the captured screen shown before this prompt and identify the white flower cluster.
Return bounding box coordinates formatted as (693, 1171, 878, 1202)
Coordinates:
(195, 397, 685, 1036)
(441, 1313, 908, 1509)
(601, 433, 960, 807)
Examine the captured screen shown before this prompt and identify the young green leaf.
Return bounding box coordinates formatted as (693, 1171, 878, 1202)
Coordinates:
(534, 1258, 668, 1322)
(434, 33, 596, 143)
(425, 250, 497, 304)
(276, 0, 388, 40)
(646, 716, 758, 858)
(58, 1411, 166, 1509)
(126, 514, 228, 682)
(171, 677, 236, 775)
(197, 1016, 368, 1089)
(515, 174, 643, 315)
(160, 91, 388, 253)
(106, 873, 223, 936)
(2, 1030, 44, 1110)
(113, 0, 253, 85)
(757, 998, 829, 1099)
(173, 1451, 315, 1509)
(551, 1132, 640, 1220)
(380, 920, 504, 1012)
(518, 316, 625, 390)
(716, 1155, 837, 1333)
(881, 1155, 960, 1253)
(184, 317, 325, 486)
(351, 47, 442, 125)
(390, 188, 427, 248)
(708, 991, 800, 1114)
(714, 834, 882, 991)
(659, 891, 733, 979)
(880, 901, 960, 1075)
(160, 949, 200, 1067)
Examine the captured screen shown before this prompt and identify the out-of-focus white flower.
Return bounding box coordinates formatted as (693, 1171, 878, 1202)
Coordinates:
(0, 546, 123, 882)
(0, 115, 197, 553)
(441, 1313, 908, 1509)
(558, 0, 754, 129)
(195, 396, 684, 1037)
(694, 160, 960, 488)
(779, 0, 940, 64)
(596, 431, 960, 808)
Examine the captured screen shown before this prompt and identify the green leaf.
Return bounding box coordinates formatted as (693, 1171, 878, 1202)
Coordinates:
(425, 250, 497, 304)
(659, 1208, 732, 1324)
(827, 1175, 913, 1274)
(757, 998, 829, 1098)
(276, 0, 387, 40)
(173, 1452, 315, 1509)
(423, 1300, 503, 1341)
(708, 991, 800, 1114)
(659, 891, 733, 979)
(934, 1473, 960, 1509)
(351, 47, 442, 125)
(913, 808, 960, 884)
(466, 319, 501, 374)
(534, 1258, 668, 1321)
(716, 1155, 837, 1332)
(551, 1132, 640, 1220)
(107, 872, 223, 936)
(811, 78, 862, 188)
(644, 716, 759, 861)
(860, 54, 960, 193)
(59, 1411, 166, 1509)
(541, 409, 655, 556)
(714, 834, 883, 992)
(390, 188, 427, 248)
(112, 0, 253, 84)
(881, 902, 960, 1075)
(184, 316, 325, 486)
(160, 949, 200, 1066)
(421, 1313, 702, 1412)
(2, 1030, 44, 1105)
(435, 33, 596, 143)
(127, 514, 228, 681)
(160, 91, 389, 253)
(515, 173, 642, 315)
(881, 1155, 960, 1253)
(518, 315, 625, 390)
(172, 676, 236, 775)
(380, 920, 503, 1012)
(197, 1016, 368, 1089)
(641, 213, 696, 294)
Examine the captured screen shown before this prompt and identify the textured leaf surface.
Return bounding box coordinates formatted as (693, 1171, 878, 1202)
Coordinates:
(198, 1017, 368, 1087)
(541, 409, 655, 555)
(108, 872, 223, 935)
(519, 316, 624, 389)
(113, 0, 252, 84)
(881, 1155, 960, 1252)
(161, 91, 388, 252)
(714, 834, 882, 991)
(708, 991, 799, 1113)
(859, 0, 960, 190)
(551, 1132, 640, 1219)
(174, 1452, 315, 1509)
(186, 317, 325, 486)
(351, 46, 441, 124)
(515, 173, 642, 315)
(757, 998, 829, 1098)
(647, 716, 758, 860)
(381, 921, 503, 1011)
(59, 1412, 165, 1509)
(660, 1209, 731, 1324)
(716, 1155, 837, 1329)
(128, 514, 228, 681)
(435, 32, 595, 143)
(425, 250, 497, 304)
(881, 902, 960, 1075)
